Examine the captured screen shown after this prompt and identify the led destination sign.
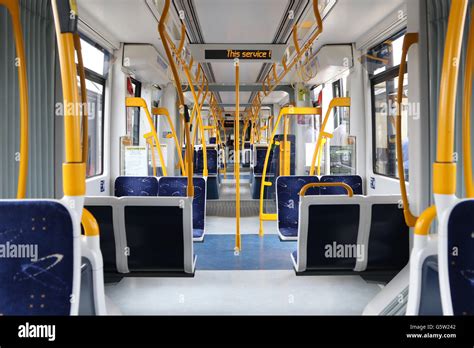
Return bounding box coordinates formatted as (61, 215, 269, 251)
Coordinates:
(205, 49, 272, 60)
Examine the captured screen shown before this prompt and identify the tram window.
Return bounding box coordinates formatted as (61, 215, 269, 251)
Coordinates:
(126, 78, 142, 146)
(76, 37, 108, 178)
(369, 30, 409, 180)
(366, 30, 406, 77)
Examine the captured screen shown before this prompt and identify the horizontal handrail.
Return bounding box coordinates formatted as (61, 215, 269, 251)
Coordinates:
(299, 182, 354, 197)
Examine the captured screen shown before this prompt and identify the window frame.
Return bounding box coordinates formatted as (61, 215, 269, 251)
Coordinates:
(78, 35, 109, 179)
(130, 77, 142, 146)
(83, 68, 106, 179)
(370, 62, 407, 180)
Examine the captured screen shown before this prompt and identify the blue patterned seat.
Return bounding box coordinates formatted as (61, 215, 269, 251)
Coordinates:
(320, 175, 363, 195)
(195, 149, 218, 175)
(444, 200, 474, 315)
(0, 201, 78, 315)
(158, 177, 207, 242)
(276, 176, 320, 240)
(114, 176, 159, 197)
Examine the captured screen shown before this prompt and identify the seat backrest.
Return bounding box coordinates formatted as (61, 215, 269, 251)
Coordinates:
(84, 197, 126, 274)
(120, 197, 194, 273)
(196, 149, 218, 175)
(274, 134, 296, 176)
(0, 200, 79, 315)
(276, 176, 319, 232)
(320, 175, 363, 195)
(114, 176, 159, 197)
(300, 196, 364, 271)
(158, 177, 206, 231)
(253, 146, 272, 175)
(365, 196, 409, 271)
(442, 199, 474, 315)
(296, 194, 407, 273)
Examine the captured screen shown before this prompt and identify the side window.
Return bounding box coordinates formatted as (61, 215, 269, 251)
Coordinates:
(77, 37, 108, 178)
(126, 77, 142, 146)
(369, 30, 409, 180)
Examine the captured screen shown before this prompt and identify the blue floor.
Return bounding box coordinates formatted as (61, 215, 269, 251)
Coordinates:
(223, 174, 251, 180)
(194, 234, 296, 270)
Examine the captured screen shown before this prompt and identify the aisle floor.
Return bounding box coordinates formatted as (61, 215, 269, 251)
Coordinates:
(105, 270, 381, 315)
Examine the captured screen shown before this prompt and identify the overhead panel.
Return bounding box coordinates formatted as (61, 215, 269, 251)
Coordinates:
(190, 44, 287, 63)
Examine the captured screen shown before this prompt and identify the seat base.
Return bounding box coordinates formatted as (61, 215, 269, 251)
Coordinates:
(193, 228, 205, 242)
(278, 227, 298, 241)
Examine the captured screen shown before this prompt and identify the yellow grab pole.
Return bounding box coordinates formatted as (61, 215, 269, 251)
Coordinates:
(152, 107, 186, 175)
(259, 107, 320, 236)
(235, 59, 241, 252)
(74, 34, 88, 166)
(249, 0, 323, 110)
(283, 114, 290, 176)
(52, 0, 86, 197)
(144, 133, 157, 177)
(463, 16, 474, 198)
(396, 33, 419, 227)
(1, 0, 29, 198)
(309, 97, 351, 176)
(158, 0, 193, 196)
(433, 0, 468, 196)
(126, 98, 167, 176)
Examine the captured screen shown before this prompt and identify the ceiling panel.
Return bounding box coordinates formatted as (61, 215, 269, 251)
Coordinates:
(211, 61, 264, 84)
(194, 0, 289, 43)
(218, 91, 253, 105)
(280, 0, 405, 83)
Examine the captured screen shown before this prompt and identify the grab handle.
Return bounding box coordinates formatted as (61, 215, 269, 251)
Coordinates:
(299, 182, 354, 197)
(396, 33, 419, 227)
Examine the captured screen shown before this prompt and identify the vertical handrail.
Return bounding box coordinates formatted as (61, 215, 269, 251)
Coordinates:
(74, 34, 88, 165)
(396, 33, 419, 227)
(258, 107, 320, 236)
(235, 60, 241, 252)
(309, 97, 351, 176)
(433, 0, 468, 201)
(125, 98, 168, 176)
(52, 0, 86, 198)
(249, 0, 323, 114)
(144, 133, 157, 176)
(152, 107, 186, 175)
(158, 0, 194, 196)
(463, 16, 474, 198)
(1, 0, 29, 198)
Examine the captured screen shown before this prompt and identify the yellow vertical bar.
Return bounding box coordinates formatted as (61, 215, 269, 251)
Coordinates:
(74, 34, 88, 165)
(51, 0, 86, 197)
(463, 16, 474, 198)
(433, 0, 468, 195)
(3, 0, 29, 198)
(259, 110, 285, 236)
(153, 107, 186, 175)
(309, 98, 350, 176)
(283, 114, 290, 175)
(158, 0, 193, 197)
(146, 136, 157, 177)
(396, 33, 419, 226)
(143, 105, 167, 176)
(235, 60, 241, 252)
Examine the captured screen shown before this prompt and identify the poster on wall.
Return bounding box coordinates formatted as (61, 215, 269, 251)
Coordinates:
(124, 146, 148, 176)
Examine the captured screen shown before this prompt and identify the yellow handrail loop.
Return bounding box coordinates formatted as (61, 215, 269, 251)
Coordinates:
(396, 33, 419, 227)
